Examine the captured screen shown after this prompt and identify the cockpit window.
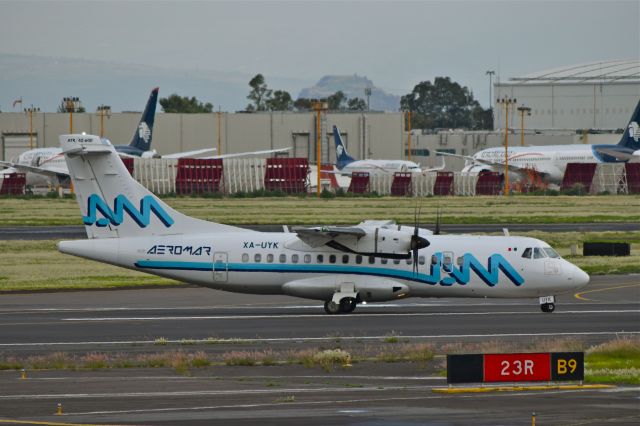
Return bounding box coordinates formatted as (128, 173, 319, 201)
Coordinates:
(533, 248, 547, 259)
(522, 248, 532, 259)
(543, 247, 560, 258)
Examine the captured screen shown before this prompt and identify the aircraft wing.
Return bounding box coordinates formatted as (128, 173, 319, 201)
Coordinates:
(162, 148, 217, 159)
(0, 161, 68, 177)
(201, 147, 292, 160)
(421, 156, 446, 173)
(292, 226, 366, 248)
(435, 151, 476, 162)
(436, 152, 532, 175)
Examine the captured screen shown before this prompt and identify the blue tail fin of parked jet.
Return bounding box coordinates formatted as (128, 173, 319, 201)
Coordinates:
(128, 87, 159, 152)
(618, 100, 640, 150)
(333, 126, 355, 170)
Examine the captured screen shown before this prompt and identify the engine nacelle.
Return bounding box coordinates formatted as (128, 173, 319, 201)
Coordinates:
(141, 150, 160, 159)
(338, 227, 415, 258)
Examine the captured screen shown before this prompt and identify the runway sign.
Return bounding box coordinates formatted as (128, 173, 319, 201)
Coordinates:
(447, 352, 584, 384)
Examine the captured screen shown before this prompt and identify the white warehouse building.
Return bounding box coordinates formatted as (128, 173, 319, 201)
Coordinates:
(494, 60, 640, 130)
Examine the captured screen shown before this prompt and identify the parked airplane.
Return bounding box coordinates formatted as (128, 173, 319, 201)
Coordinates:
(0, 87, 213, 187)
(332, 126, 444, 176)
(57, 133, 589, 314)
(440, 100, 640, 184)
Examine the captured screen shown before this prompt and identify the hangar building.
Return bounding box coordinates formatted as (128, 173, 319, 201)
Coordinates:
(494, 59, 640, 130)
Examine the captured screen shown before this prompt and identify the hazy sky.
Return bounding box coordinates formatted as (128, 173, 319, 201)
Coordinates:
(1, 0, 638, 108)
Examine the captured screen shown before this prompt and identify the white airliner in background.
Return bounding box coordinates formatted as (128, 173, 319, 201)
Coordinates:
(332, 126, 444, 176)
(0, 87, 290, 188)
(440, 100, 640, 184)
(57, 133, 589, 314)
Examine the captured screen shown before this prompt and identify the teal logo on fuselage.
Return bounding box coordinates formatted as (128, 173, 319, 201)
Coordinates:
(420, 252, 524, 286)
(83, 194, 174, 228)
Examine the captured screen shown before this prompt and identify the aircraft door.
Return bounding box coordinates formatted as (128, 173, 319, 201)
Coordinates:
(213, 252, 228, 282)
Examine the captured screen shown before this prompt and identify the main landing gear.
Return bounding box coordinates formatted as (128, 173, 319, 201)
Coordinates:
(539, 295, 556, 313)
(324, 297, 357, 315)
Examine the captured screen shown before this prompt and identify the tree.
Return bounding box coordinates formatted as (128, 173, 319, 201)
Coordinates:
(246, 74, 272, 111)
(471, 105, 493, 130)
(159, 94, 213, 113)
(327, 91, 347, 111)
(293, 98, 313, 112)
(400, 77, 480, 129)
(267, 90, 293, 111)
(347, 97, 367, 111)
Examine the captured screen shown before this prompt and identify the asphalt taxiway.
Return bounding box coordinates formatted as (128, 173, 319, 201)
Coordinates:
(0, 275, 638, 424)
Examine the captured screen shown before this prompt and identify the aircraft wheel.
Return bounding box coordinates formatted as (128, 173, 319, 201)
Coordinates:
(339, 298, 357, 314)
(324, 300, 341, 315)
(540, 303, 555, 313)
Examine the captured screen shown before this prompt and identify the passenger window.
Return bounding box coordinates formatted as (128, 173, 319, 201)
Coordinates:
(342, 255, 349, 264)
(522, 248, 532, 259)
(456, 256, 464, 266)
(279, 254, 286, 263)
(406, 258, 412, 265)
(533, 248, 547, 259)
(254, 253, 261, 262)
(291, 254, 299, 264)
(431, 255, 438, 265)
(329, 254, 336, 264)
(381, 258, 388, 265)
(242, 253, 249, 263)
(304, 254, 311, 264)
(267, 254, 274, 263)
(393, 259, 400, 265)
(317, 254, 324, 264)
(443, 256, 452, 266)
(355, 255, 363, 264)
(418, 256, 425, 265)
(368, 256, 375, 264)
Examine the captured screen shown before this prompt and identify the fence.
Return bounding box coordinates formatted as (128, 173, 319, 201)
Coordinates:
(0, 173, 26, 195)
(175, 158, 224, 195)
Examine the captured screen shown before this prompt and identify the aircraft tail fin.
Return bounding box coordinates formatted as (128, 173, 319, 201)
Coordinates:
(333, 126, 355, 170)
(617, 100, 640, 150)
(128, 87, 159, 152)
(60, 134, 245, 239)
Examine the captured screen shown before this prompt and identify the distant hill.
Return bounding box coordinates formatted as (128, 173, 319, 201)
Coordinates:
(298, 75, 400, 111)
(0, 54, 311, 112)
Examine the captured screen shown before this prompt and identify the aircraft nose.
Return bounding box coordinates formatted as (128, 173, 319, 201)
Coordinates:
(573, 265, 590, 288)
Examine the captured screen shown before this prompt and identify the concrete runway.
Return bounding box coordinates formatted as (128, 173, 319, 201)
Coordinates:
(0, 274, 638, 424)
(2, 221, 639, 240)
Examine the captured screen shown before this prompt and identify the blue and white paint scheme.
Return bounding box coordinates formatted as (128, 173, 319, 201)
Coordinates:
(57, 133, 589, 314)
(332, 126, 444, 176)
(440, 99, 640, 184)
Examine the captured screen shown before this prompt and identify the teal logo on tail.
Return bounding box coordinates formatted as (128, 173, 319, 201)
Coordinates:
(83, 194, 174, 228)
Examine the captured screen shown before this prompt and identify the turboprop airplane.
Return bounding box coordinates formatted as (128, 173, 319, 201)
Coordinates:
(439, 99, 640, 184)
(0, 87, 213, 187)
(332, 125, 445, 176)
(57, 133, 589, 314)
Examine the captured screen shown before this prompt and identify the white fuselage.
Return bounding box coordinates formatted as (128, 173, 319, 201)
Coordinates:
(3, 148, 68, 186)
(464, 144, 602, 183)
(341, 159, 423, 176)
(59, 232, 588, 302)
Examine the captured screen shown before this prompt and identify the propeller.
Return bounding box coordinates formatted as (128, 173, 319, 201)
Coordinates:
(411, 202, 429, 276)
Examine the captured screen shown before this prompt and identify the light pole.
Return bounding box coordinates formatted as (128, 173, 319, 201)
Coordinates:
(406, 110, 412, 161)
(25, 105, 40, 149)
(497, 96, 517, 195)
(312, 101, 328, 197)
(485, 70, 495, 111)
(61, 97, 82, 133)
(364, 87, 372, 111)
(517, 105, 531, 147)
(217, 106, 222, 156)
(96, 105, 111, 138)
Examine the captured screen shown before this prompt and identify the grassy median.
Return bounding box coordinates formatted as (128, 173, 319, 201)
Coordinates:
(1, 194, 639, 226)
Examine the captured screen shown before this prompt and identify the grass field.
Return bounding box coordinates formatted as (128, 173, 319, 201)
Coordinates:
(1, 194, 639, 226)
(0, 231, 637, 291)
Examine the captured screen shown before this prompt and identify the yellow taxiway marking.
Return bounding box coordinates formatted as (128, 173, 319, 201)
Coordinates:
(574, 282, 640, 301)
(433, 384, 614, 394)
(0, 420, 122, 426)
